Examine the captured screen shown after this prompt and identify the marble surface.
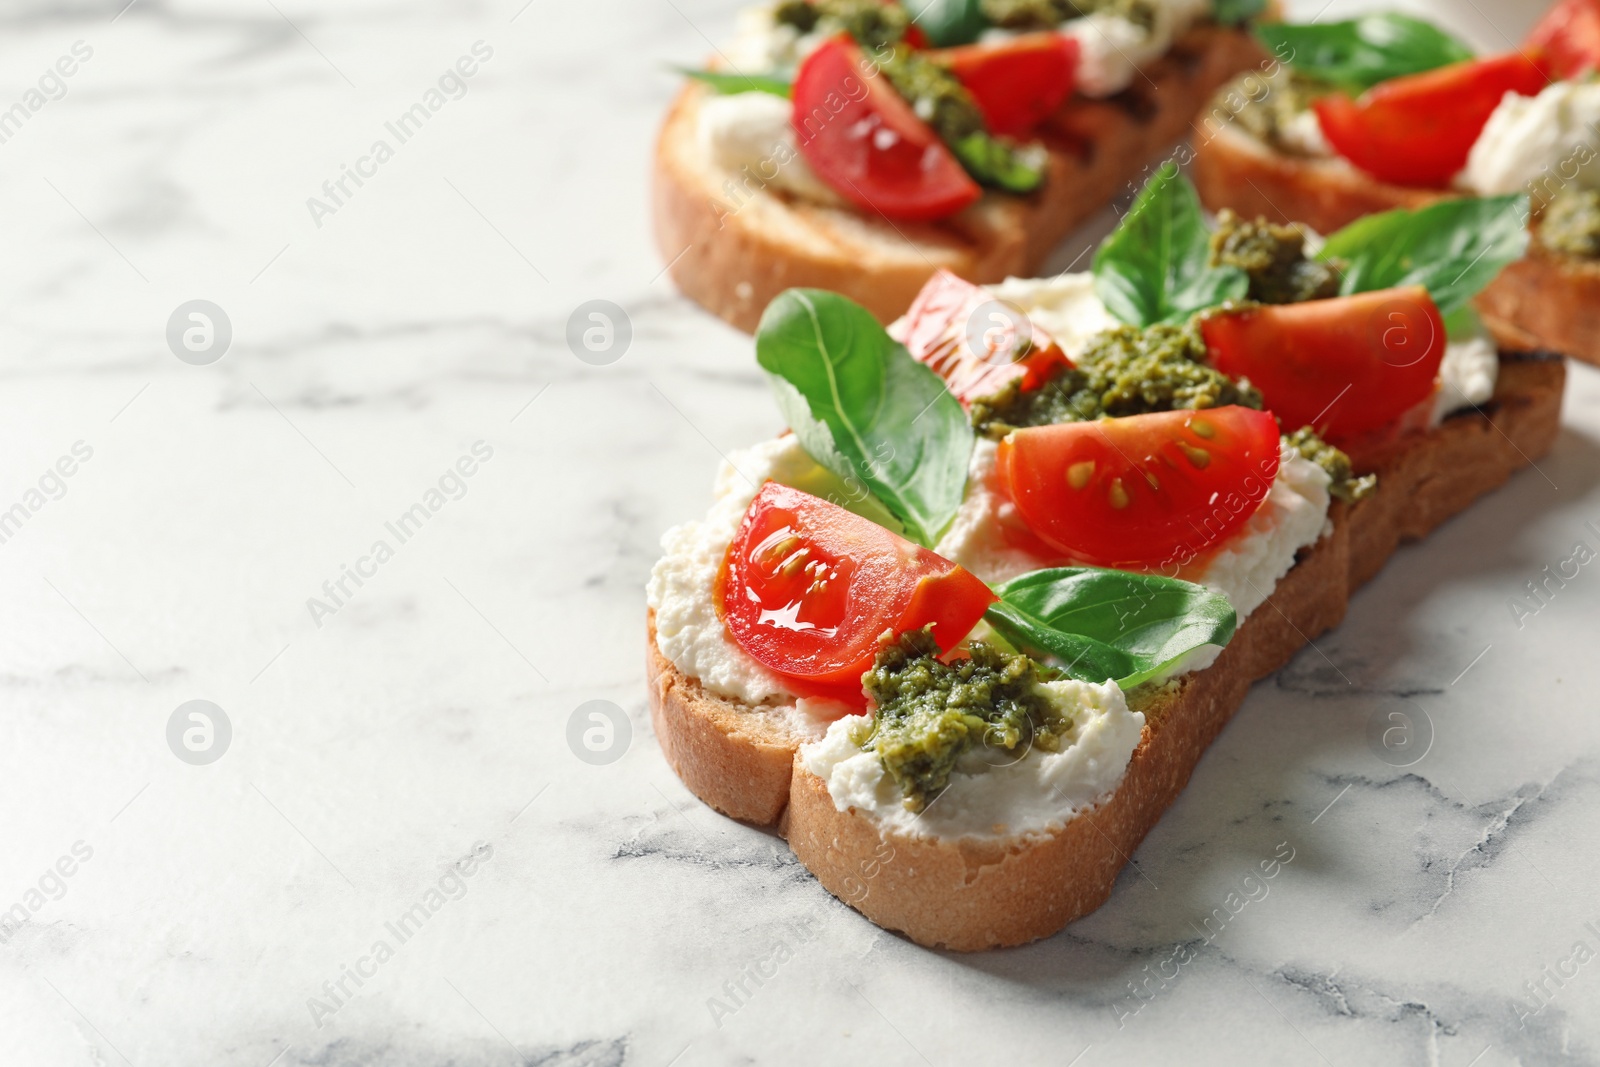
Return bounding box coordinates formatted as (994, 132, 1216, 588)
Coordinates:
(3, 0, 1599, 1064)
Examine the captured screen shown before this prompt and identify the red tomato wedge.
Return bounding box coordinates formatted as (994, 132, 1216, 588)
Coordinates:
(889, 270, 1073, 404)
(1199, 286, 1446, 445)
(1313, 53, 1549, 188)
(791, 34, 981, 221)
(934, 33, 1079, 136)
(1526, 0, 1600, 79)
(718, 482, 996, 697)
(996, 408, 1282, 570)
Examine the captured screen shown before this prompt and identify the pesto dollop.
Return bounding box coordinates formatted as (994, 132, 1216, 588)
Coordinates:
(1217, 67, 1335, 154)
(774, 0, 910, 49)
(981, 0, 1158, 31)
(1209, 209, 1345, 305)
(1285, 426, 1376, 504)
(858, 629, 1069, 812)
(971, 322, 1264, 437)
(1539, 188, 1600, 260)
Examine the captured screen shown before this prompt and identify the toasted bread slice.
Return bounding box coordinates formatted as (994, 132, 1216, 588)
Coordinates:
(654, 24, 1269, 333)
(1190, 121, 1445, 235)
(646, 620, 800, 826)
(1191, 123, 1600, 368)
(645, 353, 1564, 949)
(1472, 239, 1600, 373)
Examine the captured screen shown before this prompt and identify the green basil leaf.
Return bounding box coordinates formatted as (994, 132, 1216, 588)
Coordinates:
(678, 67, 792, 98)
(984, 568, 1237, 688)
(1214, 0, 1269, 27)
(1093, 164, 1250, 327)
(1318, 194, 1530, 315)
(1257, 15, 1473, 93)
(912, 0, 988, 46)
(755, 289, 973, 547)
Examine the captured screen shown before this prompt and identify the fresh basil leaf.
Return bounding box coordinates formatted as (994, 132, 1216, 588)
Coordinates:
(1257, 15, 1473, 94)
(1318, 194, 1530, 315)
(756, 289, 973, 547)
(1093, 164, 1250, 327)
(912, 0, 987, 46)
(983, 568, 1237, 688)
(678, 67, 792, 98)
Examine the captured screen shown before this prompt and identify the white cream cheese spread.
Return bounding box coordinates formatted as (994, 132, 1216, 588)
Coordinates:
(801, 675, 1145, 840)
(1460, 81, 1600, 198)
(697, 91, 842, 205)
(1064, 0, 1212, 98)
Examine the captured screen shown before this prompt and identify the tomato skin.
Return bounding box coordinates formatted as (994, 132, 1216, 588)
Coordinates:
(791, 35, 981, 221)
(1526, 0, 1600, 79)
(935, 33, 1079, 136)
(718, 482, 995, 697)
(997, 408, 1283, 571)
(1313, 53, 1550, 187)
(1200, 286, 1446, 446)
(890, 269, 1072, 404)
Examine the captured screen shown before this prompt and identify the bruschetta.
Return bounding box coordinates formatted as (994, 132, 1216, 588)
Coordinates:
(645, 168, 1564, 949)
(655, 0, 1275, 331)
(1190, 1, 1600, 366)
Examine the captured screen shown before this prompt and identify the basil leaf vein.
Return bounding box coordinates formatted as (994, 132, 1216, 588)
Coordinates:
(1093, 163, 1250, 327)
(1258, 15, 1473, 94)
(984, 568, 1237, 688)
(1318, 194, 1530, 315)
(756, 289, 973, 547)
(678, 67, 793, 98)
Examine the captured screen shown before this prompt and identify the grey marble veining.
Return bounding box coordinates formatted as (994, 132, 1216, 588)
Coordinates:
(2, 0, 1598, 1064)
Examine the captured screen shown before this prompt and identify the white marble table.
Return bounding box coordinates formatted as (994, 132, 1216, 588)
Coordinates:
(2, 0, 1597, 1063)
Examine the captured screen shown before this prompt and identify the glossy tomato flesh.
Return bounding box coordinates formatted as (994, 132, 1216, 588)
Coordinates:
(718, 482, 995, 697)
(1526, 0, 1600, 79)
(1313, 53, 1550, 188)
(997, 408, 1282, 570)
(935, 33, 1079, 136)
(791, 34, 981, 221)
(890, 269, 1072, 404)
(1200, 285, 1446, 445)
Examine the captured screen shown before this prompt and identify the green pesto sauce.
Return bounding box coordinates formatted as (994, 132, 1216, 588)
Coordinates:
(1285, 426, 1376, 504)
(1209, 209, 1346, 305)
(880, 45, 1044, 193)
(774, 0, 910, 49)
(1539, 188, 1600, 260)
(971, 322, 1264, 437)
(981, 0, 1158, 32)
(1217, 68, 1335, 154)
(882, 46, 986, 143)
(858, 629, 1069, 812)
